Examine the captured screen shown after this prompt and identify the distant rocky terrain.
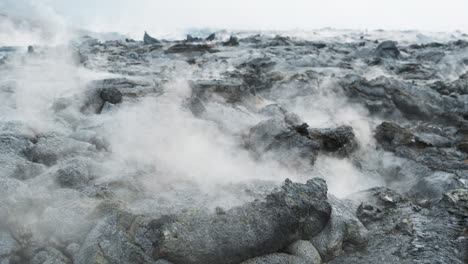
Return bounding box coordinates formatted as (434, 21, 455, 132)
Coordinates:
(0, 29, 467, 264)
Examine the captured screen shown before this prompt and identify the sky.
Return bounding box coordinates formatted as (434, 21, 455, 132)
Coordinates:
(1, 0, 467, 35)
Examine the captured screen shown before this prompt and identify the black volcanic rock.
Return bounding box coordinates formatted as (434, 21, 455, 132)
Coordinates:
(143, 31, 161, 45)
(100, 87, 123, 104)
(375, 40, 400, 59)
(77, 179, 331, 264)
(205, 33, 216, 41)
(223, 36, 239, 46)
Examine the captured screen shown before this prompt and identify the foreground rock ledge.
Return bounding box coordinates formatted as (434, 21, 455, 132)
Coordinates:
(78, 178, 331, 264)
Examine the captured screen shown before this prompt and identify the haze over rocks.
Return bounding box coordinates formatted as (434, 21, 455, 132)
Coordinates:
(0, 27, 467, 264)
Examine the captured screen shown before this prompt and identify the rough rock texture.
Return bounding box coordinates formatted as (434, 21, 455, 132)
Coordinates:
(286, 240, 322, 264)
(331, 187, 468, 264)
(77, 179, 331, 264)
(1, 29, 468, 264)
(143, 32, 161, 45)
(311, 196, 368, 261)
(375, 41, 400, 59)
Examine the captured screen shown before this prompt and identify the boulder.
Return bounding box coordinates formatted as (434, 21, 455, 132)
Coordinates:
(185, 35, 202, 42)
(308, 126, 358, 157)
(311, 196, 368, 262)
(55, 158, 96, 188)
(77, 179, 331, 264)
(247, 118, 320, 167)
(100, 87, 122, 104)
(375, 41, 400, 59)
(374, 122, 429, 151)
(287, 240, 322, 264)
(205, 33, 216, 41)
(143, 178, 331, 264)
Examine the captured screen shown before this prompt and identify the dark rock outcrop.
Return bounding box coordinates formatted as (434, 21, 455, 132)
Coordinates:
(375, 41, 400, 59)
(223, 36, 239, 46)
(77, 179, 331, 264)
(143, 32, 161, 45)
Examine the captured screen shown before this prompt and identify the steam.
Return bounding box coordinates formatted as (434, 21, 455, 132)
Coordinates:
(2, 3, 467, 251)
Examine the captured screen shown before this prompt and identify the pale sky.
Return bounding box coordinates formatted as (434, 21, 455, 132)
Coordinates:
(1, 0, 467, 34)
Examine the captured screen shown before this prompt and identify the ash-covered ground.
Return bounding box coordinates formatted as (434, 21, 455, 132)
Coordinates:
(0, 26, 467, 264)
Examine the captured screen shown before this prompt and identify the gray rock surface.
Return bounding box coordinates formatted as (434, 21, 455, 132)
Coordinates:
(241, 253, 307, 264)
(77, 179, 331, 264)
(1, 29, 467, 264)
(286, 240, 322, 264)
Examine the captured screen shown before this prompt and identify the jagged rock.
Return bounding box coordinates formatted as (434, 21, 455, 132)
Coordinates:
(338, 75, 467, 122)
(393, 62, 435, 80)
(441, 188, 468, 218)
(143, 32, 160, 45)
(247, 118, 320, 167)
(240, 253, 307, 264)
(3, 27, 468, 264)
(237, 57, 276, 73)
(205, 33, 216, 41)
(232, 57, 278, 91)
(308, 126, 358, 157)
(334, 186, 467, 264)
(393, 218, 414, 236)
(311, 196, 368, 262)
(375, 122, 429, 151)
(77, 179, 330, 264)
(375, 41, 400, 59)
(76, 207, 152, 264)
(286, 240, 322, 264)
(186, 35, 202, 42)
(100, 87, 122, 104)
(447, 72, 468, 95)
(356, 203, 384, 226)
(223, 36, 239, 46)
(90, 78, 162, 98)
(375, 122, 468, 172)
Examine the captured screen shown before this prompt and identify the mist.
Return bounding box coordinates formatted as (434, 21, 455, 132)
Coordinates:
(1, 1, 467, 263)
